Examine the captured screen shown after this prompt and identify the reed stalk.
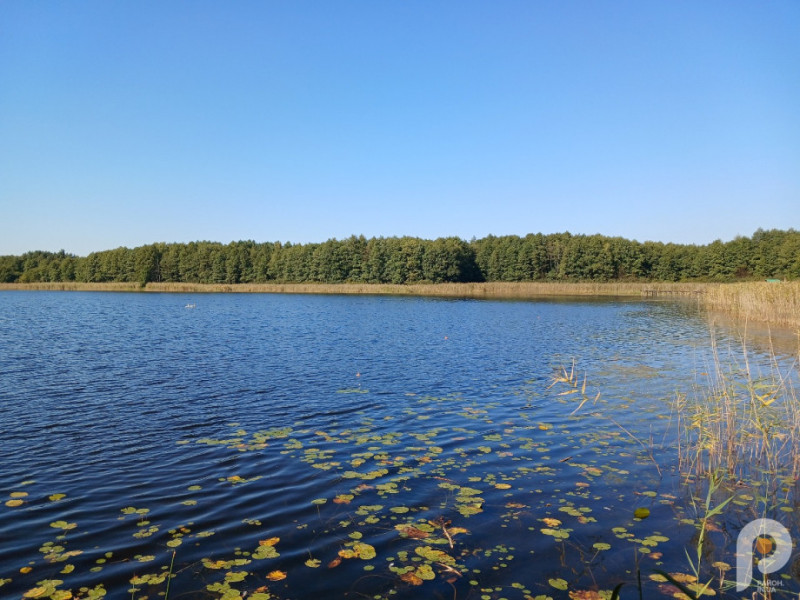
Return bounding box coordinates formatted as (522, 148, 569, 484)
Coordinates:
(676, 334, 800, 495)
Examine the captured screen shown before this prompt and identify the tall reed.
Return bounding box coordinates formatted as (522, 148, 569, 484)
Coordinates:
(701, 281, 800, 329)
(676, 334, 800, 493)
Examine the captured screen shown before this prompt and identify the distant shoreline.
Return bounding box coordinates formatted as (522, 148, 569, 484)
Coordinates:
(0, 279, 704, 297)
(2, 280, 799, 329)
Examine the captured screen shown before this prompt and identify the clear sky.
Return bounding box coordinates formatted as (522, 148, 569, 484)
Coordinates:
(1, 1, 798, 256)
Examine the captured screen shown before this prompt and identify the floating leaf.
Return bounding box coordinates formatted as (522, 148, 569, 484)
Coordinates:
(259, 537, 280, 547)
(353, 542, 376, 560)
(253, 544, 279, 560)
(415, 546, 456, 566)
(400, 572, 423, 585)
(549, 578, 568, 590)
(5, 499, 23, 507)
(266, 570, 286, 581)
(225, 570, 248, 583)
(136, 555, 155, 562)
(395, 524, 430, 539)
(644, 535, 669, 544)
(633, 507, 650, 519)
(305, 558, 321, 568)
(48, 494, 66, 502)
(541, 527, 570, 540)
(593, 543, 611, 551)
(569, 591, 606, 599)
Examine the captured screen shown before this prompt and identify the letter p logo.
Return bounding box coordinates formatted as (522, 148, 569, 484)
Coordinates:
(736, 518, 792, 591)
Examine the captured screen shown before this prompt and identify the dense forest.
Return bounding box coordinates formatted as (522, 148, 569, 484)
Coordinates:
(1, 229, 798, 285)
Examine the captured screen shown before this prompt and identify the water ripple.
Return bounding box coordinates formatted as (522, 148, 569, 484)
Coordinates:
(1, 292, 796, 598)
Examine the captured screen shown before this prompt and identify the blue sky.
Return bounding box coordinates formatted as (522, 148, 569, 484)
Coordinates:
(1, 1, 798, 256)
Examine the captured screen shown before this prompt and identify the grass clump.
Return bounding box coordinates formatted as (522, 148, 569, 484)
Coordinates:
(677, 334, 800, 496)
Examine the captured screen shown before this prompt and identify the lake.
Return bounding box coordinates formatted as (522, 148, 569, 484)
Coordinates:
(1, 291, 798, 599)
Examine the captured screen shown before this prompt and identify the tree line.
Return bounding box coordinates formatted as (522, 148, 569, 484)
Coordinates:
(1, 229, 798, 285)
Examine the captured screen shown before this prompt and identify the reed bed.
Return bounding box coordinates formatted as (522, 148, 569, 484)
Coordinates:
(677, 336, 800, 493)
(144, 280, 665, 297)
(0, 280, 704, 297)
(0, 281, 143, 292)
(0, 280, 665, 297)
(700, 281, 800, 329)
(2, 280, 798, 328)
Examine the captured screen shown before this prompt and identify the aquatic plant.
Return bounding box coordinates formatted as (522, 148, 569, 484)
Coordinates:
(674, 333, 800, 599)
(676, 334, 800, 491)
(5, 331, 798, 599)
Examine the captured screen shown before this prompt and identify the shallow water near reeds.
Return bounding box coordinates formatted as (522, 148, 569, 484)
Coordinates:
(1, 292, 798, 599)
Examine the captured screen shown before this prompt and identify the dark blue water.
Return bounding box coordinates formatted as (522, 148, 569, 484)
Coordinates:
(0, 292, 796, 599)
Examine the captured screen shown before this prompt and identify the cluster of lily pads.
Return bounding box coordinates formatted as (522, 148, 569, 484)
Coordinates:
(3, 375, 798, 599)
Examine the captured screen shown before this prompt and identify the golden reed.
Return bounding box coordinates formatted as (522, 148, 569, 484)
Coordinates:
(2, 280, 798, 328)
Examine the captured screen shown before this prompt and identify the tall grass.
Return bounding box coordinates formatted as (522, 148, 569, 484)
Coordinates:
(676, 334, 800, 492)
(701, 281, 800, 329)
(672, 335, 800, 600)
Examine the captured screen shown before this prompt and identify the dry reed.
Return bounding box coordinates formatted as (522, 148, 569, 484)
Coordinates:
(144, 281, 664, 297)
(700, 281, 800, 329)
(2, 280, 798, 328)
(677, 335, 800, 491)
(0, 281, 143, 292)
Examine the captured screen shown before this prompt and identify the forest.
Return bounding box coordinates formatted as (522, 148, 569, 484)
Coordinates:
(1, 229, 798, 286)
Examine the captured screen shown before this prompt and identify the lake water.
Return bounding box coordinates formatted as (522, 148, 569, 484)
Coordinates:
(1, 292, 797, 599)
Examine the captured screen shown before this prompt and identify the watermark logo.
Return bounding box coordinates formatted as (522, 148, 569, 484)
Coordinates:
(736, 518, 792, 592)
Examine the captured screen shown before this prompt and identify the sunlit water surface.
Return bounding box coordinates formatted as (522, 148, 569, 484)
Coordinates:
(1, 292, 797, 599)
